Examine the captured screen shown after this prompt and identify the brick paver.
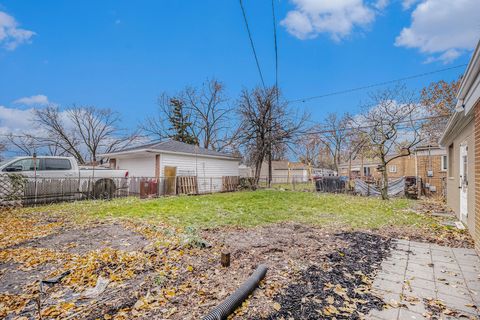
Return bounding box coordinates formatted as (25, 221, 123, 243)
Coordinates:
(368, 240, 480, 319)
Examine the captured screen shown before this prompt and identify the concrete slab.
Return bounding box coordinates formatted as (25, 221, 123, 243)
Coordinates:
(368, 240, 480, 320)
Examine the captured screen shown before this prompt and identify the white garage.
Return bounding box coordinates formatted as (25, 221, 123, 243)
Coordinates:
(99, 140, 240, 195)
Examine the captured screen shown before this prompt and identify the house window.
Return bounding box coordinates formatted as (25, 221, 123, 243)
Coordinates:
(448, 144, 454, 177)
(363, 167, 371, 176)
(389, 165, 397, 173)
(441, 155, 447, 172)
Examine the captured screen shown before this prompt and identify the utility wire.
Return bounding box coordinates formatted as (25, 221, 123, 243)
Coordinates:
(293, 114, 449, 137)
(239, 0, 266, 89)
(271, 0, 279, 96)
(288, 64, 467, 103)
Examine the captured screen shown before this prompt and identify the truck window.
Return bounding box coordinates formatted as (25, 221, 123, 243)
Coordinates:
(3, 158, 40, 172)
(44, 158, 72, 170)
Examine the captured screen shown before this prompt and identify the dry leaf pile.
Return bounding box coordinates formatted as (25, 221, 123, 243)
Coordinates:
(256, 232, 391, 319)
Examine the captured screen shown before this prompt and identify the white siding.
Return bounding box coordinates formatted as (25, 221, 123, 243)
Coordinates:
(160, 153, 239, 193)
(114, 152, 239, 193)
(159, 153, 238, 177)
(117, 155, 155, 177)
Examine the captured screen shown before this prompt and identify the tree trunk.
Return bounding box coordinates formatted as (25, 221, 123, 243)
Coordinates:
(380, 166, 389, 200)
(268, 150, 272, 188)
(348, 157, 352, 190)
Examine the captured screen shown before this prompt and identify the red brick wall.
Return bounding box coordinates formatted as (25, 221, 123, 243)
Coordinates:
(416, 155, 447, 196)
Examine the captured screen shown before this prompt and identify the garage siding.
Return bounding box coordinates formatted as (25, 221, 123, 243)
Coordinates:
(160, 153, 239, 193)
(117, 155, 156, 177)
(159, 153, 239, 177)
(114, 152, 239, 193)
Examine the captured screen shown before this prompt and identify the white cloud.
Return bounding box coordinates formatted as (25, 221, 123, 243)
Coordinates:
(0, 105, 37, 135)
(0, 11, 35, 50)
(401, 0, 421, 10)
(395, 0, 479, 63)
(13, 94, 50, 106)
(280, 0, 380, 41)
(374, 0, 389, 10)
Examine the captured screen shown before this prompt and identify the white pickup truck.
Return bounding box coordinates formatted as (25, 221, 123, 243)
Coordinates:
(0, 156, 129, 202)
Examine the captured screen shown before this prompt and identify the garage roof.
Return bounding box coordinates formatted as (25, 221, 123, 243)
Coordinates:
(99, 140, 239, 160)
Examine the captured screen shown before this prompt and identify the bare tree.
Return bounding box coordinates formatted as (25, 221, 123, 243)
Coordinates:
(183, 79, 236, 151)
(5, 134, 37, 156)
(4, 131, 71, 158)
(420, 79, 460, 143)
(34, 106, 84, 162)
(295, 131, 323, 167)
(318, 113, 350, 173)
(0, 142, 6, 160)
(237, 86, 305, 187)
(342, 129, 369, 181)
(34, 106, 137, 164)
(142, 79, 236, 152)
(355, 85, 423, 199)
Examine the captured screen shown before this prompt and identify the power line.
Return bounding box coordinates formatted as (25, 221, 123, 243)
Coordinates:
(291, 114, 450, 138)
(288, 64, 467, 104)
(239, 0, 266, 89)
(271, 0, 279, 94)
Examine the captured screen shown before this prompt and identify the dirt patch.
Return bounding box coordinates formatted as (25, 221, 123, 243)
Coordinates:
(0, 223, 149, 297)
(1, 203, 474, 319)
(206, 222, 342, 267)
(125, 223, 344, 320)
(16, 222, 149, 254)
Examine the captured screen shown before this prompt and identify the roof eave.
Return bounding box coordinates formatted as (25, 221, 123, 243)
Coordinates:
(457, 40, 480, 106)
(98, 149, 240, 161)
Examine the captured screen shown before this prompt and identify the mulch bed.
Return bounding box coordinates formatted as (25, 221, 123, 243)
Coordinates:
(257, 232, 392, 319)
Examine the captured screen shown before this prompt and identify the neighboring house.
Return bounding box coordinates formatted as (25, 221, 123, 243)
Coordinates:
(339, 158, 383, 178)
(239, 164, 253, 177)
(338, 145, 447, 194)
(99, 140, 240, 194)
(440, 40, 480, 250)
(258, 160, 335, 183)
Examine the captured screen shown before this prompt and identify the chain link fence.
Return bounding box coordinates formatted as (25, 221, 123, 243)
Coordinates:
(252, 175, 445, 199)
(0, 175, 240, 207)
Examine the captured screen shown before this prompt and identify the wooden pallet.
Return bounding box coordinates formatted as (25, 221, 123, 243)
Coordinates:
(222, 176, 239, 192)
(177, 176, 198, 195)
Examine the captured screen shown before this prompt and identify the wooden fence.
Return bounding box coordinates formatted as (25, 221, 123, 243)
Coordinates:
(0, 175, 241, 207)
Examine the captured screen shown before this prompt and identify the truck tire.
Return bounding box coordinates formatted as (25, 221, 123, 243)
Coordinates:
(94, 179, 115, 199)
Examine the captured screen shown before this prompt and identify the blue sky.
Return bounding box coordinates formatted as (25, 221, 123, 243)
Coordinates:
(0, 0, 479, 134)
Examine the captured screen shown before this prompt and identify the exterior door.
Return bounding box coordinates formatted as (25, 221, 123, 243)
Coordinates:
(164, 166, 177, 195)
(459, 143, 468, 222)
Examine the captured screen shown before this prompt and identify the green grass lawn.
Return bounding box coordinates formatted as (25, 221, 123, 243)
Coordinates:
(17, 190, 432, 229)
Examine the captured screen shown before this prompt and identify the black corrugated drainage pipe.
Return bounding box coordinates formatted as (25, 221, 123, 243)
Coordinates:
(202, 264, 268, 320)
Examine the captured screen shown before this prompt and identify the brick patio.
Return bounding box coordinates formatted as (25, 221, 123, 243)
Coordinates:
(369, 239, 480, 319)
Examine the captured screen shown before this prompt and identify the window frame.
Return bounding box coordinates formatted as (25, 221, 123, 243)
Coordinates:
(441, 155, 448, 172)
(389, 165, 397, 173)
(448, 144, 454, 178)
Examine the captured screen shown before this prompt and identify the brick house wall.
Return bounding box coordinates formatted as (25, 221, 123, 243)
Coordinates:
(416, 155, 447, 196)
(380, 154, 446, 195)
(339, 152, 446, 196)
